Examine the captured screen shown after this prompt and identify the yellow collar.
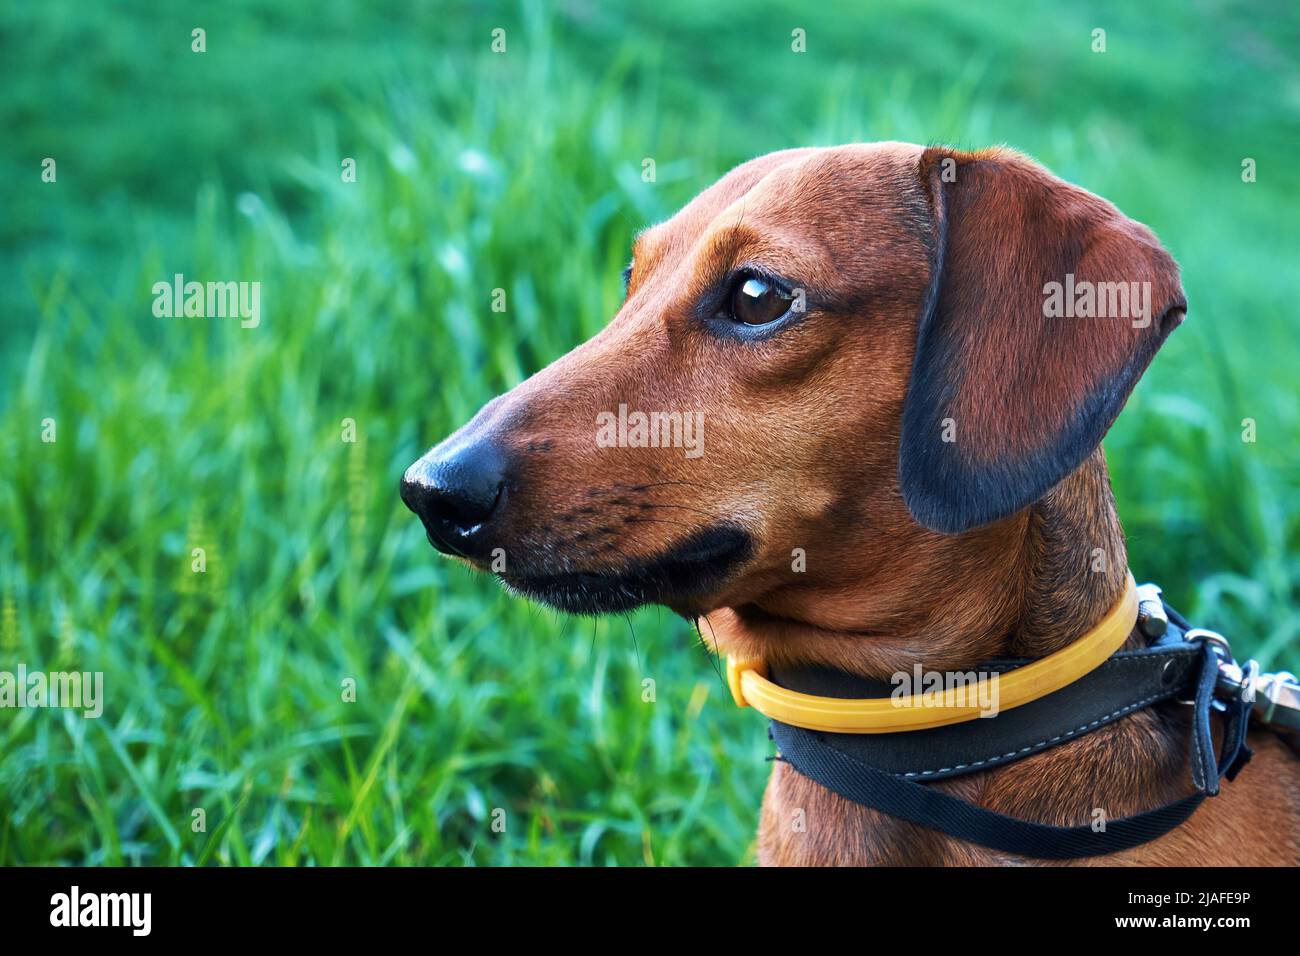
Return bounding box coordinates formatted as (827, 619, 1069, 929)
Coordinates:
(726, 573, 1138, 733)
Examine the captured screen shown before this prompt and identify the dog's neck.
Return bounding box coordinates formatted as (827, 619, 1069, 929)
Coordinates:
(732, 448, 1183, 866)
(740, 447, 1295, 867)
(712, 447, 1135, 678)
(1015, 447, 1132, 657)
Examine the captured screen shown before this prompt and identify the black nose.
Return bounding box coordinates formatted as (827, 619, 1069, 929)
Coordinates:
(401, 439, 508, 556)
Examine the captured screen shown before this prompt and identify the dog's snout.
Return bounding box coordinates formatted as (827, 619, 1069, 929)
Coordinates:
(401, 439, 508, 556)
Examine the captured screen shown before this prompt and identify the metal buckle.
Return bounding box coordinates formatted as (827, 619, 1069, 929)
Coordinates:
(1183, 627, 1300, 732)
(1252, 670, 1300, 733)
(1214, 658, 1258, 702)
(1185, 627, 1233, 661)
(1134, 583, 1169, 637)
(1175, 628, 1233, 706)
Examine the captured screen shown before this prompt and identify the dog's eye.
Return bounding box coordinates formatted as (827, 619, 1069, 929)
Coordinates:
(730, 276, 793, 326)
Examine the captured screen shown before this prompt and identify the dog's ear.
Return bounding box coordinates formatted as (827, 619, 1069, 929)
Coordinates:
(899, 147, 1187, 534)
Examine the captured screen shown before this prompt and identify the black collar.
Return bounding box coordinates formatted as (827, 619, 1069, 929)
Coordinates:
(766, 598, 1256, 859)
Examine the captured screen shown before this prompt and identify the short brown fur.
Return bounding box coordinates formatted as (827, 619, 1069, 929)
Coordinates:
(416, 143, 1300, 865)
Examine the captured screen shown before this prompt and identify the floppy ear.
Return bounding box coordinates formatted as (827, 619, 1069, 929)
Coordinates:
(899, 147, 1187, 534)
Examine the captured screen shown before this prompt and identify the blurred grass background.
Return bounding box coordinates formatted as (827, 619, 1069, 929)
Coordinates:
(1, 0, 1297, 865)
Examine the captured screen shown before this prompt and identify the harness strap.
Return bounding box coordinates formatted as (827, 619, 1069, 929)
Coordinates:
(771, 643, 1255, 860)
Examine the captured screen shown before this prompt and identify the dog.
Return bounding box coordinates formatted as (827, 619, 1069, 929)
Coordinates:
(401, 142, 1300, 865)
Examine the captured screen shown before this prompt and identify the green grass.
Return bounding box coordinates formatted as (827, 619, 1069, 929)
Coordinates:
(1, 0, 1297, 865)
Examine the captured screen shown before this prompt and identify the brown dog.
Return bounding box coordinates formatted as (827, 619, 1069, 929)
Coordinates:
(402, 142, 1300, 865)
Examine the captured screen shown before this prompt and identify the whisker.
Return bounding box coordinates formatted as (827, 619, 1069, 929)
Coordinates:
(641, 501, 729, 524)
(695, 615, 729, 698)
(630, 479, 713, 493)
(623, 612, 642, 672)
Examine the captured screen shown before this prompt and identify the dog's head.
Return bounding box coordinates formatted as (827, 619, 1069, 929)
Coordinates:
(401, 143, 1185, 622)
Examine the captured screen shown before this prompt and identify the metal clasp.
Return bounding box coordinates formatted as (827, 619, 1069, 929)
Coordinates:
(1185, 627, 1300, 732)
(1185, 627, 1232, 661)
(1134, 583, 1168, 638)
(1253, 671, 1300, 733)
